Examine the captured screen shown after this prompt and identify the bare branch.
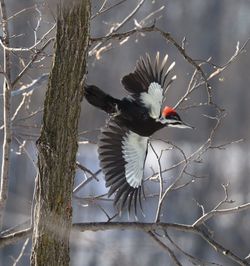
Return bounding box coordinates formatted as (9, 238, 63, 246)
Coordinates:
(193, 202, 250, 227)
(91, 0, 127, 19)
(174, 68, 198, 109)
(73, 223, 248, 266)
(12, 238, 30, 266)
(12, 38, 54, 88)
(10, 73, 49, 97)
(13, 108, 43, 125)
(207, 39, 250, 80)
(89, 0, 146, 57)
(11, 93, 27, 122)
(7, 5, 36, 21)
(149, 142, 164, 223)
(0, 222, 248, 265)
(138, 5, 165, 27)
(0, 227, 32, 248)
(0, 23, 56, 52)
(165, 231, 223, 266)
(148, 231, 182, 266)
(91, 24, 211, 103)
(150, 112, 225, 180)
(197, 227, 248, 266)
(90, 24, 155, 43)
(76, 162, 100, 182)
(73, 166, 102, 194)
(0, 220, 30, 237)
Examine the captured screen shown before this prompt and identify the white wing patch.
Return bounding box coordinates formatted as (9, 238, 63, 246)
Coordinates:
(140, 82, 163, 119)
(122, 131, 148, 188)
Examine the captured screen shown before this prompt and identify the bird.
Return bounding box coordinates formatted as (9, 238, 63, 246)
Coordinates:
(84, 52, 193, 215)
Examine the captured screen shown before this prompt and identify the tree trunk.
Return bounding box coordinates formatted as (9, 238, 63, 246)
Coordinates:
(31, 1, 90, 265)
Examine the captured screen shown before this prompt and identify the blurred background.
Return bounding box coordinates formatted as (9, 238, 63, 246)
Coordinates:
(0, 0, 250, 265)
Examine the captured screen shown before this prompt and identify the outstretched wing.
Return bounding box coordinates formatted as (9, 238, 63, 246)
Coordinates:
(121, 52, 176, 119)
(98, 120, 148, 214)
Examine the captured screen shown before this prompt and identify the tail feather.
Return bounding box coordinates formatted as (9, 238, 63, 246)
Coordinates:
(84, 85, 119, 114)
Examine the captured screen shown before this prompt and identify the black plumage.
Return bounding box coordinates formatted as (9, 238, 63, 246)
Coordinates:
(98, 120, 143, 214)
(84, 52, 189, 215)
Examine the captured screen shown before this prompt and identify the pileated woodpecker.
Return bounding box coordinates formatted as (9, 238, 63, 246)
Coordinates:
(84, 53, 192, 214)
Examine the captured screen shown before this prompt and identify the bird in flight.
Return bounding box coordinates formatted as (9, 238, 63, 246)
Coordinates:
(84, 52, 192, 215)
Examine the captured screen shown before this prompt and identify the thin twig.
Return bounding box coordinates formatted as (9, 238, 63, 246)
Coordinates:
(138, 5, 165, 27)
(0, 220, 30, 237)
(12, 38, 54, 87)
(7, 5, 36, 21)
(174, 68, 198, 109)
(14, 108, 43, 124)
(73, 166, 102, 194)
(208, 39, 250, 80)
(0, 23, 56, 52)
(193, 202, 250, 227)
(89, 0, 146, 57)
(91, 0, 127, 19)
(165, 230, 223, 266)
(150, 112, 226, 178)
(10, 73, 49, 97)
(12, 238, 30, 266)
(148, 231, 182, 266)
(149, 142, 164, 223)
(76, 162, 100, 181)
(90, 23, 220, 104)
(0, 227, 32, 248)
(11, 93, 28, 122)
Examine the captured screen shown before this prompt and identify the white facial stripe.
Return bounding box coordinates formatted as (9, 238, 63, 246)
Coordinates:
(159, 118, 175, 124)
(159, 117, 192, 129)
(122, 131, 148, 188)
(140, 82, 163, 119)
(168, 123, 192, 129)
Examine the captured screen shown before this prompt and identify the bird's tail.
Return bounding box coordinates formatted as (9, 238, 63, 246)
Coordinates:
(84, 85, 120, 114)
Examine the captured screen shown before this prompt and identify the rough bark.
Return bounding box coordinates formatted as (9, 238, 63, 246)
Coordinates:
(31, 1, 90, 265)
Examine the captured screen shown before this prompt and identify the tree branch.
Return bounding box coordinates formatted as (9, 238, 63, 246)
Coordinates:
(1, 222, 248, 265)
(193, 202, 250, 227)
(89, 0, 146, 57)
(91, 24, 248, 108)
(90, 24, 206, 84)
(12, 37, 54, 88)
(91, 0, 127, 20)
(0, 23, 56, 52)
(148, 231, 182, 266)
(0, 227, 32, 248)
(73, 223, 249, 266)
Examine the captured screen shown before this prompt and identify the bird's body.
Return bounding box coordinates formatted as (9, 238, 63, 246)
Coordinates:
(85, 88, 165, 136)
(84, 53, 192, 214)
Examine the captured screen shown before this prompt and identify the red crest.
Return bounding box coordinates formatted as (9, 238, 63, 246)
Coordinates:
(162, 106, 177, 118)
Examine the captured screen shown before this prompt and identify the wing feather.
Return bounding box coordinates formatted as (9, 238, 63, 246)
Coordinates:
(98, 120, 148, 213)
(121, 53, 176, 119)
(121, 52, 175, 95)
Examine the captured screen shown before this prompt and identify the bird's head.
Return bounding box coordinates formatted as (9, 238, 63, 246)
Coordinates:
(158, 106, 194, 129)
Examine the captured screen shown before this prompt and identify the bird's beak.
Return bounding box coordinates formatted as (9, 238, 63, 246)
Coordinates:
(179, 121, 195, 129)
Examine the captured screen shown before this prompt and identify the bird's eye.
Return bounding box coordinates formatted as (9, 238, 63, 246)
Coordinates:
(169, 114, 178, 120)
